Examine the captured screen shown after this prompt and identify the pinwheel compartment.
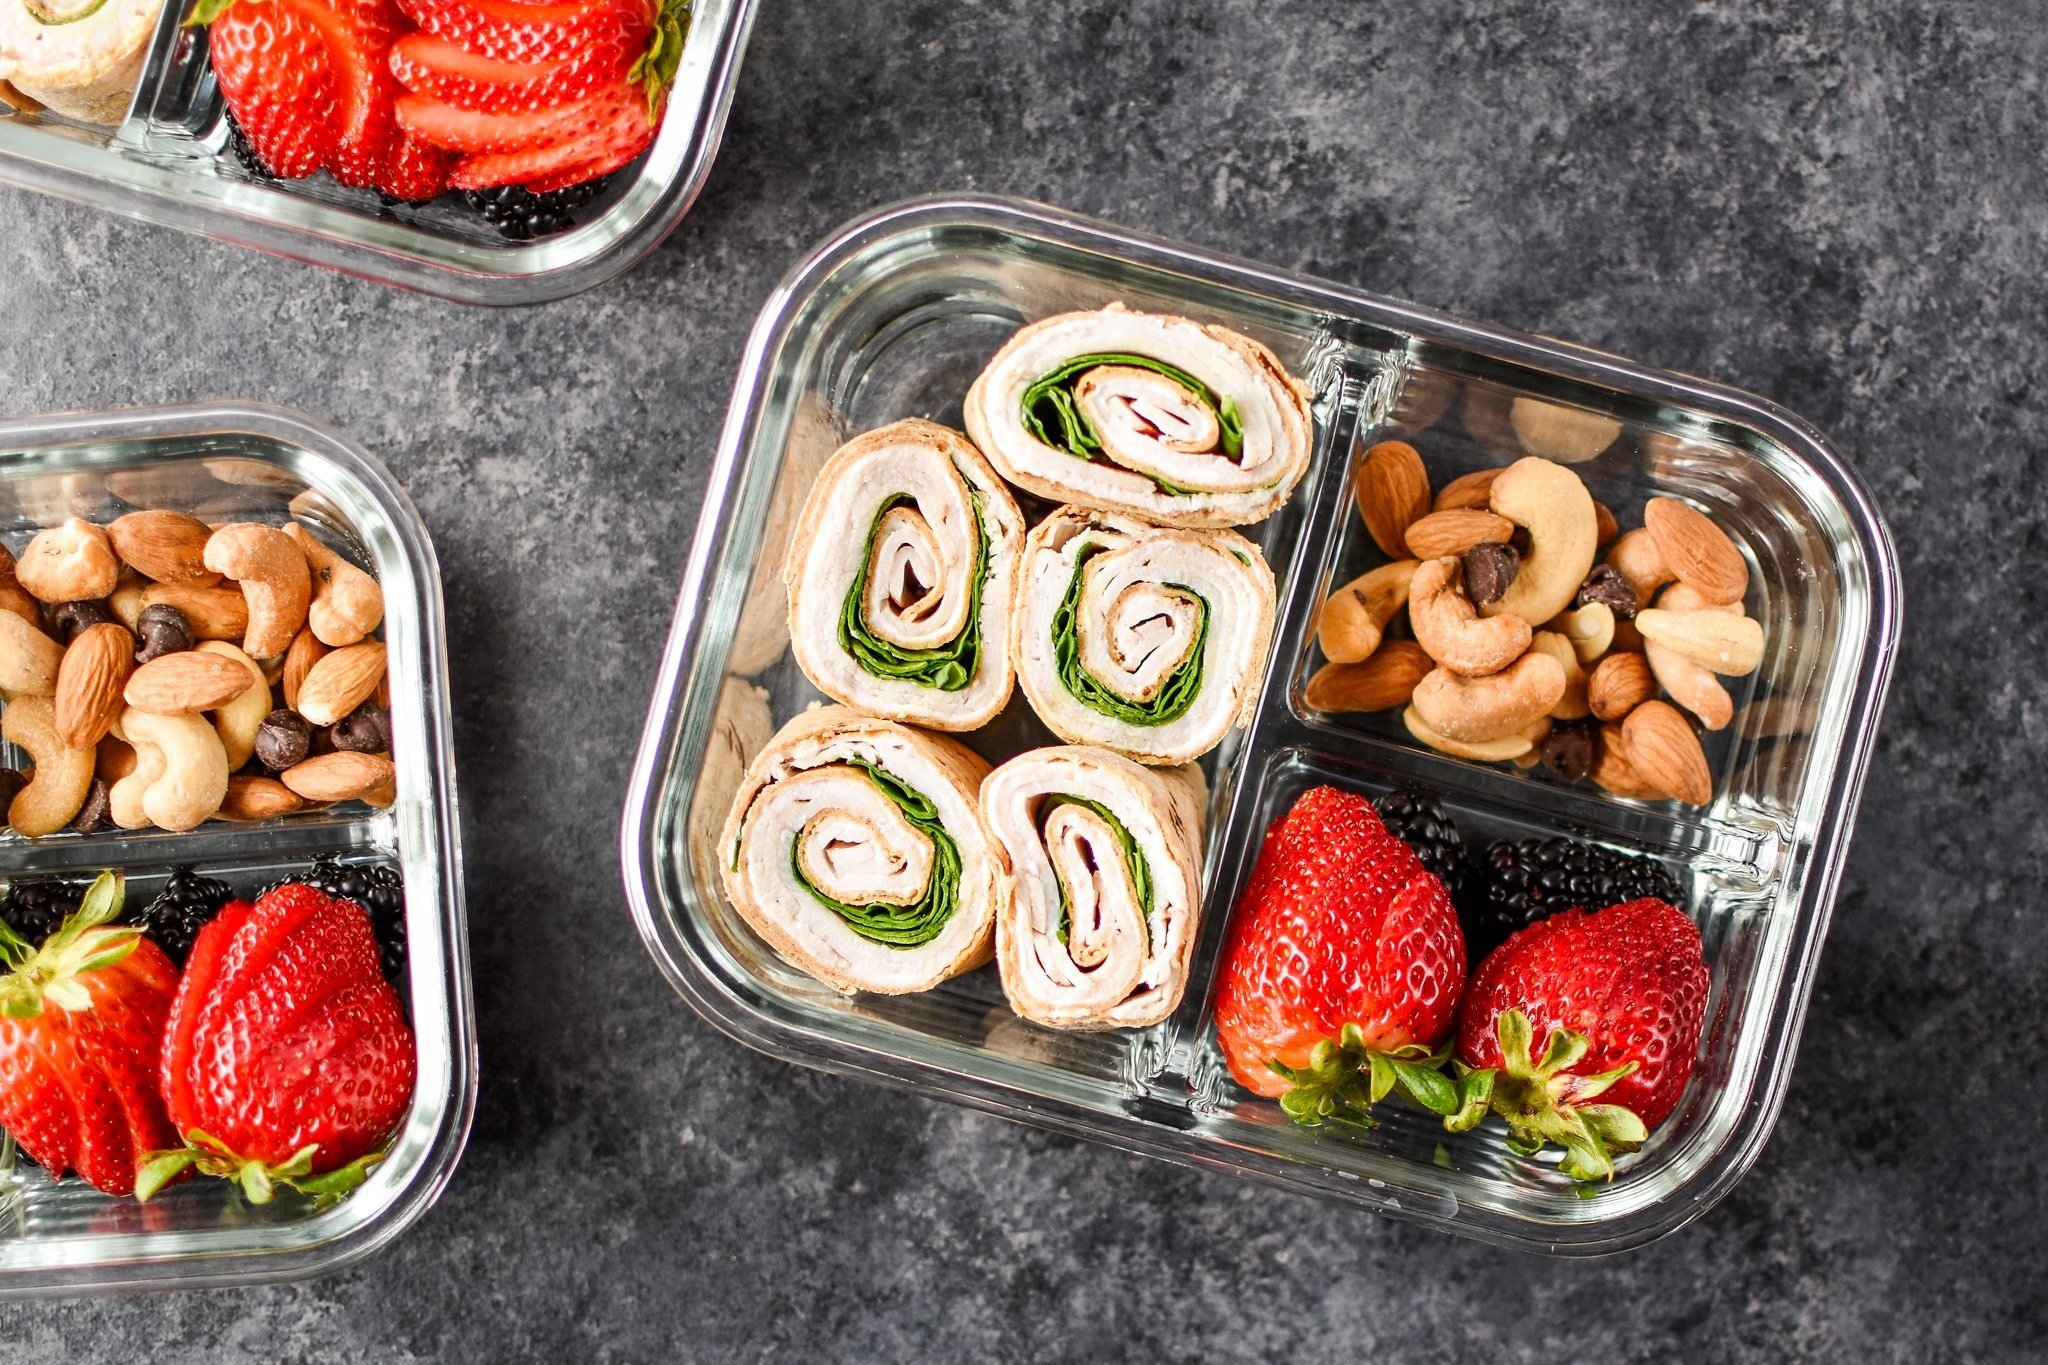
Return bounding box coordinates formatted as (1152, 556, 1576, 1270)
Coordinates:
(622, 195, 1900, 1256)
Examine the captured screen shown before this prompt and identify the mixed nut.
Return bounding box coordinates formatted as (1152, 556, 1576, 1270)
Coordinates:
(0, 510, 394, 836)
(1309, 414, 1764, 805)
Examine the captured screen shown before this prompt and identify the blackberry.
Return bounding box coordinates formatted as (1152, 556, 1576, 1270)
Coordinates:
(270, 859, 405, 981)
(224, 113, 277, 182)
(1371, 788, 1467, 897)
(1466, 836, 1683, 956)
(0, 877, 91, 948)
(461, 176, 610, 241)
(136, 867, 234, 963)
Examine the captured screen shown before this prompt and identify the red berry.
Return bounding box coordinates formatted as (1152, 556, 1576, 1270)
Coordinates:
(208, 0, 342, 180)
(1213, 786, 1466, 1124)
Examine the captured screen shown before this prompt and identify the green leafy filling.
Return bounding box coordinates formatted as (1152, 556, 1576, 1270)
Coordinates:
(791, 759, 961, 948)
(1041, 795, 1153, 948)
(1020, 354, 1244, 494)
(838, 493, 987, 693)
(1052, 545, 1209, 728)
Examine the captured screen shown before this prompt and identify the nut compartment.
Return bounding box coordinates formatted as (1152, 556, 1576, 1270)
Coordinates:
(0, 0, 758, 302)
(622, 196, 1900, 1255)
(0, 402, 471, 1296)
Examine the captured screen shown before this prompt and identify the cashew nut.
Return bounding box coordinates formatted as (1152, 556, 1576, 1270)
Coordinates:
(15, 518, 120, 603)
(1403, 704, 1536, 762)
(1528, 631, 1590, 720)
(1636, 608, 1764, 676)
(202, 524, 310, 660)
(0, 611, 63, 698)
(285, 523, 384, 647)
(1408, 556, 1531, 677)
(109, 570, 147, 631)
(1482, 458, 1598, 628)
(3, 696, 94, 835)
(1646, 643, 1734, 732)
(0, 546, 41, 630)
(1605, 529, 1674, 610)
(197, 641, 271, 770)
(1511, 716, 1554, 768)
(1410, 651, 1567, 743)
(1317, 560, 1417, 664)
(108, 706, 228, 831)
(1509, 397, 1620, 464)
(1560, 601, 1616, 664)
(107, 714, 165, 830)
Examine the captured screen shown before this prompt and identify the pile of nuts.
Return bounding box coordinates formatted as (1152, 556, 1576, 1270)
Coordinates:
(0, 510, 394, 836)
(1308, 433, 1762, 806)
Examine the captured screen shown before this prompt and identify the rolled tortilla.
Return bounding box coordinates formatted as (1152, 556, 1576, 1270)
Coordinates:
(1012, 506, 1274, 765)
(964, 304, 1314, 528)
(984, 746, 1206, 1029)
(784, 420, 1025, 730)
(687, 677, 775, 918)
(0, 0, 159, 124)
(719, 705, 1004, 995)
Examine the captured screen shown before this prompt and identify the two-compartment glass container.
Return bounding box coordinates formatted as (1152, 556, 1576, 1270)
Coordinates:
(0, 0, 757, 300)
(622, 194, 1902, 1255)
(0, 402, 473, 1295)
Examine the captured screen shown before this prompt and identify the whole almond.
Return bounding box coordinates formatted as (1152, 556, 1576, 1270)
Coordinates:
(1433, 467, 1503, 513)
(141, 583, 249, 641)
(1353, 440, 1431, 558)
(1623, 700, 1713, 805)
(1594, 501, 1619, 548)
(1305, 640, 1434, 713)
(295, 640, 386, 726)
(124, 650, 260, 715)
(1587, 651, 1656, 721)
(1401, 508, 1514, 560)
(106, 510, 223, 585)
(281, 750, 393, 803)
(54, 623, 134, 749)
(1316, 560, 1418, 665)
(281, 627, 330, 711)
(1644, 498, 1747, 604)
(1591, 722, 1663, 799)
(217, 774, 307, 821)
(1635, 608, 1764, 676)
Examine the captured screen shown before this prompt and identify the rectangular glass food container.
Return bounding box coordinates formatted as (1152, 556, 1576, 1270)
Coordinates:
(0, 401, 473, 1295)
(0, 0, 757, 302)
(621, 195, 1901, 1256)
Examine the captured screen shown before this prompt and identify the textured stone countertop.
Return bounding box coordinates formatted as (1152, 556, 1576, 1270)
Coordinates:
(1, 1, 2043, 1360)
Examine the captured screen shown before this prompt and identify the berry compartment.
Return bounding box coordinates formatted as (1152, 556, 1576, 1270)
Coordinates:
(0, 0, 757, 302)
(623, 196, 1900, 1256)
(0, 403, 471, 1296)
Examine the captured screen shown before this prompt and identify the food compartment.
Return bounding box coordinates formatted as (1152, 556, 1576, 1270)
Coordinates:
(0, 0, 757, 300)
(0, 403, 469, 1296)
(626, 197, 1899, 1254)
(668, 236, 1353, 1097)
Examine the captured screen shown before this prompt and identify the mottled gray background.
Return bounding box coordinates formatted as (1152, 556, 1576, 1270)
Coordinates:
(1, 0, 2042, 1360)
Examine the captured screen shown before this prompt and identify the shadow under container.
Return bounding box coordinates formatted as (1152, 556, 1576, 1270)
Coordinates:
(0, 0, 758, 302)
(622, 195, 1902, 1256)
(0, 402, 473, 1295)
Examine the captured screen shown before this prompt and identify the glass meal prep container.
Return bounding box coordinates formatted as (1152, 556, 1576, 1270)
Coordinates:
(622, 194, 1902, 1256)
(0, 0, 757, 302)
(0, 401, 472, 1296)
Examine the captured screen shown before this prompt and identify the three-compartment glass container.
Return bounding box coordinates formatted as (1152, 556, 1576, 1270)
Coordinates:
(622, 195, 1901, 1255)
(0, 401, 472, 1295)
(0, 0, 757, 301)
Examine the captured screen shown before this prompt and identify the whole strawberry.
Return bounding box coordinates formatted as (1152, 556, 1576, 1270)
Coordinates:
(137, 882, 415, 1206)
(1213, 785, 1466, 1127)
(1448, 897, 1709, 1181)
(0, 873, 181, 1197)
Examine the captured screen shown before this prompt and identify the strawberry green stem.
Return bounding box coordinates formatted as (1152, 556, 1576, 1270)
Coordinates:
(1442, 1009, 1649, 1182)
(1270, 1023, 1459, 1130)
(135, 1129, 389, 1209)
(0, 873, 139, 1019)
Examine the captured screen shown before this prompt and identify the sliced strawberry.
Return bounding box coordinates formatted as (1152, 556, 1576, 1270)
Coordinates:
(271, 0, 395, 188)
(206, 0, 341, 180)
(387, 28, 637, 114)
(380, 128, 453, 201)
(521, 155, 617, 194)
(394, 89, 596, 155)
(396, 0, 642, 65)
(447, 85, 651, 190)
(158, 900, 251, 1131)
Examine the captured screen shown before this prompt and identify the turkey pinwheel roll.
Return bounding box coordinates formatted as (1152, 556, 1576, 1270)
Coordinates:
(984, 746, 1206, 1029)
(720, 705, 1005, 995)
(785, 419, 1026, 731)
(1013, 507, 1275, 765)
(964, 304, 1314, 528)
(0, 0, 160, 124)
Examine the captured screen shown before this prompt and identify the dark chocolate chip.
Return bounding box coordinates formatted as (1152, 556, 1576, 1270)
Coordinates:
(254, 708, 312, 771)
(327, 704, 390, 755)
(1541, 721, 1600, 782)
(134, 603, 194, 663)
(0, 768, 26, 814)
(1462, 542, 1521, 608)
(69, 778, 113, 834)
(49, 599, 117, 645)
(1574, 564, 1638, 621)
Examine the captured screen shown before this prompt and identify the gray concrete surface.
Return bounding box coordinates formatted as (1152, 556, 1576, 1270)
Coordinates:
(0, 0, 2043, 1359)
